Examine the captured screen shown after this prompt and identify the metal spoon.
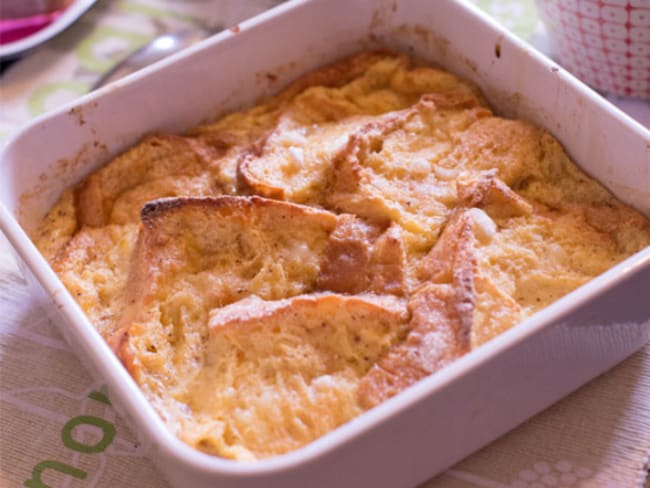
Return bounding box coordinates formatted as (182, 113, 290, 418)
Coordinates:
(92, 26, 220, 90)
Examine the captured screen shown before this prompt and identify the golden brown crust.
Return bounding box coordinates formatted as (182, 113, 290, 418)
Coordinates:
(137, 194, 339, 230)
(236, 58, 489, 207)
(76, 135, 221, 227)
(366, 223, 408, 295)
(359, 207, 527, 408)
(237, 114, 371, 203)
(178, 292, 408, 460)
(30, 51, 650, 462)
(276, 51, 402, 101)
(359, 211, 478, 408)
(456, 169, 533, 218)
(444, 117, 548, 186)
(317, 217, 406, 296)
(114, 196, 340, 386)
(416, 209, 478, 284)
(325, 92, 492, 252)
(199, 52, 400, 199)
(358, 283, 469, 409)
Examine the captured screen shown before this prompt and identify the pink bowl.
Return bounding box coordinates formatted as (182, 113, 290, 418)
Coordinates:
(535, 0, 650, 99)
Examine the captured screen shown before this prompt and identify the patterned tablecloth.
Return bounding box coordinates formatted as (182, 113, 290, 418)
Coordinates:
(1, 1, 649, 487)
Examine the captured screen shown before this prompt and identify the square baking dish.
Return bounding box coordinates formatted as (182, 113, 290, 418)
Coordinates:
(1, 1, 649, 487)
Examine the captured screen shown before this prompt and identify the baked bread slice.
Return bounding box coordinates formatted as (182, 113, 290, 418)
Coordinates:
(194, 52, 402, 196)
(317, 216, 406, 296)
(443, 116, 556, 188)
(237, 54, 487, 205)
(358, 163, 650, 408)
(325, 92, 492, 253)
(179, 293, 409, 460)
(238, 114, 371, 203)
(76, 134, 222, 227)
(456, 169, 533, 218)
(114, 196, 341, 397)
(358, 208, 522, 409)
(476, 207, 650, 319)
(192, 50, 484, 151)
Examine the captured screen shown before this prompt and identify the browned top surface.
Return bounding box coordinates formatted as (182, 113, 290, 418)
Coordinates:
(33, 51, 650, 461)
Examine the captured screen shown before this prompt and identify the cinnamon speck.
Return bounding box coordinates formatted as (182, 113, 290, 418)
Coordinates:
(69, 107, 86, 126)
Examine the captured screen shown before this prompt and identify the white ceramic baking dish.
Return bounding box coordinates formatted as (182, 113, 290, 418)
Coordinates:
(1, 1, 649, 487)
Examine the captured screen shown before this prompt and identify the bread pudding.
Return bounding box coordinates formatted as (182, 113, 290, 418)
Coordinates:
(32, 52, 650, 461)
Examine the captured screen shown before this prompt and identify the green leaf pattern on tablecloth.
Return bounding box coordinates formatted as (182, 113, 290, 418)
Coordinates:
(75, 25, 150, 73)
(28, 81, 89, 116)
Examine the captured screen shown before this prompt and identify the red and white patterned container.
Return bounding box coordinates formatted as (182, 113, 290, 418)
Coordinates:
(535, 0, 650, 99)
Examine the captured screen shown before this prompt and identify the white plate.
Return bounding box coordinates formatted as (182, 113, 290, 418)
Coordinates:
(0, 0, 97, 60)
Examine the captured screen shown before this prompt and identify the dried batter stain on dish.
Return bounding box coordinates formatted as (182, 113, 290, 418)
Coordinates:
(18, 139, 108, 233)
(69, 106, 87, 127)
(68, 101, 99, 128)
(255, 69, 282, 89)
(388, 24, 453, 66)
(486, 87, 527, 119)
(389, 24, 480, 78)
